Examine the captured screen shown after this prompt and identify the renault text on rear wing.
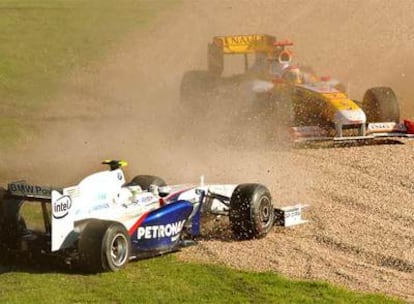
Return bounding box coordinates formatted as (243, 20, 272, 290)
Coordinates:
(213, 34, 276, 54)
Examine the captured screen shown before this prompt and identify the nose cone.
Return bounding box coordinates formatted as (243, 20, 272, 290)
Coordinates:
(335, 108, 366, 125)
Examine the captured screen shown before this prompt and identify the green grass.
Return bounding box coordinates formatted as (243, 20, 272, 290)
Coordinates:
(0, 0, 177, 146)
(20, 202, 49, 231)
(0, 255, 403, 304)
(0, 117, 24, 147)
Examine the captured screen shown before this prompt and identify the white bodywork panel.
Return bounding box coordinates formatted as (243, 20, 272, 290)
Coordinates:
(50, 168, 309, 251)
(334, 109, 366, 125)
(251, 80, 274, 93)
(51, 189, 75, 251)
(51, 169, 159, 251)
(50, 169, 241, 252)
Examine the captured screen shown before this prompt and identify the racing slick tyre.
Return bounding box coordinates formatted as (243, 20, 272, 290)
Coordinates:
(229, 184, 275, 240)
(180, 70, 217, 114)
(129, 175, 166, 191)
(362, 87, 400, 123)
(79, 220, 131, 273)
(247, 84, 294, 145)
(0, 186, 5, 220)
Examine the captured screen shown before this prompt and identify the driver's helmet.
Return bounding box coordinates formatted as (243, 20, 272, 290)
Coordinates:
(279, 51, 292, 63)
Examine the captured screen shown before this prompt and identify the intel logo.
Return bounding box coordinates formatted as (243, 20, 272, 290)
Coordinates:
(53, 195, 72, 219)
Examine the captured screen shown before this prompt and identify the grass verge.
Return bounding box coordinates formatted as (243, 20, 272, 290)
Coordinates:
(0, 0, 177, 147)
(0, 254, 403, 304)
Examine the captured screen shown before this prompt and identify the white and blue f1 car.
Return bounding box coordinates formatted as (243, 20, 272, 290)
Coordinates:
(0, 160, 307, 272)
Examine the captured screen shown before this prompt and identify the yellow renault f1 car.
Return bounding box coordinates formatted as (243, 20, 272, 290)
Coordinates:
(180, 34, 414, 143)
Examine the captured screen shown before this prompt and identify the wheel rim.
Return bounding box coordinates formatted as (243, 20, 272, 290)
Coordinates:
(258, 196, 273, 229)
(110, 233, 128, 267)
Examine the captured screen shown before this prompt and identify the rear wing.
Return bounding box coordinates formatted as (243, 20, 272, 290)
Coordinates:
(3, 181, 73, 252)
(7, 181, 61, 200)
(212, 34, 276, 54)
(207, 34, 293, 76)
(208, 34, 276, 76)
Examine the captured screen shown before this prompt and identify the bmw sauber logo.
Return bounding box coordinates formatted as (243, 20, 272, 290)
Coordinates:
(53, 195, 72, 219)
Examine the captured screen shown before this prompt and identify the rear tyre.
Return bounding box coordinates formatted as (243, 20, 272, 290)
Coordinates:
(229, 184, 275, 240)
(0, 187, 6, 256)
(273, 86, 295, 144)
(79, 220, 130, 273)
(180, 70, 217, 114)
(362, 87, 400, 123)
(129, 175, 166, 191)
(250, 84, 294, 144)
(0, 186, 5, 225)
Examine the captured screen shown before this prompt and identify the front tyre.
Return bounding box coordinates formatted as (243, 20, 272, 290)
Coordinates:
(229, 184, 275, 240)
(362, 87, 400, 123)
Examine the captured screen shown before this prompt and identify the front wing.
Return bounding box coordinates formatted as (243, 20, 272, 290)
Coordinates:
(291, 121, 414, 143)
